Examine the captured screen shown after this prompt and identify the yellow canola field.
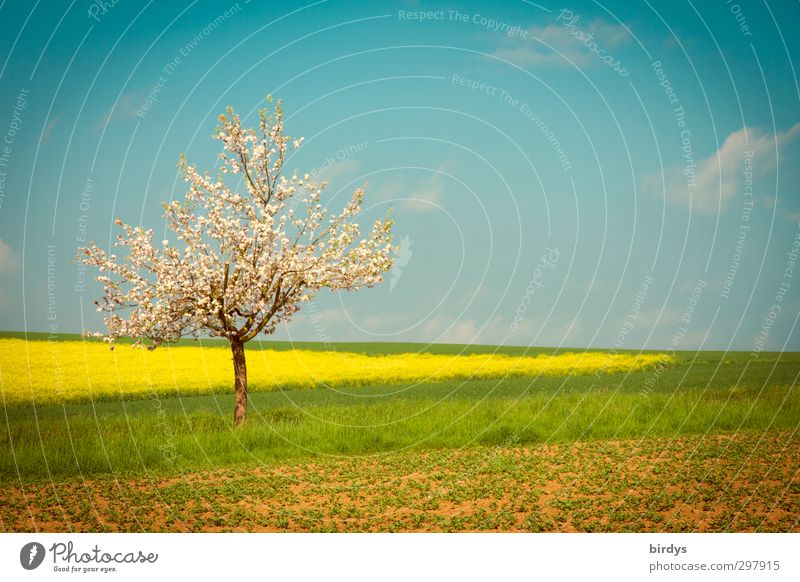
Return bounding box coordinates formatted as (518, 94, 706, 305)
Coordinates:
(0, 339, 674, 406)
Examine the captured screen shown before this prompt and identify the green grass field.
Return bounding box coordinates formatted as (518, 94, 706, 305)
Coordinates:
(1, 335, 798, 532)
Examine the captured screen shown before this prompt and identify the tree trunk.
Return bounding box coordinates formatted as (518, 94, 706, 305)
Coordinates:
(231, 339, 248, 427)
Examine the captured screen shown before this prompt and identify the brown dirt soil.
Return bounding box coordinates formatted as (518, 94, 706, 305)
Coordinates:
(1, 431, 798, 532)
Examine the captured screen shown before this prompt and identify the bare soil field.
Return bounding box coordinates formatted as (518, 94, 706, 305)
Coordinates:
(3, 430, 797, 533)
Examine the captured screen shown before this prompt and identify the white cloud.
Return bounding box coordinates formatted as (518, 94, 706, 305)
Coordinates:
(421, 313, 487, 344)
(643, 123, 800, 214)
(403, 172, 446, 212)
(420, 312, 569, 346)
(272, 307, 352, 342)
(491, 18, 630, 68)
(372, 162, 455, 213)
(41, 114, 60, 144)
(313, 158, 362, 184)
(439, 318, 481, 344)
(785, 212, 800, 224)
(543, 318, 583, 347)
(362, 309, 414, 331)
(0, 238, 18, 273)
(97, 90, 146, 128)
(371, 179, 405, 204)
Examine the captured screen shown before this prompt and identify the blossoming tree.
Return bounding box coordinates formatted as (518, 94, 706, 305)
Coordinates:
(80, 98, 395, 426)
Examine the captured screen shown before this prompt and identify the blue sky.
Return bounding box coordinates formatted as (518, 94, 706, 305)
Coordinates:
(0, 0, 798, 351)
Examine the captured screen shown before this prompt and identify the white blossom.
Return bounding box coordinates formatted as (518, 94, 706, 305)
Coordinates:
(79, 98, 396, 350)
